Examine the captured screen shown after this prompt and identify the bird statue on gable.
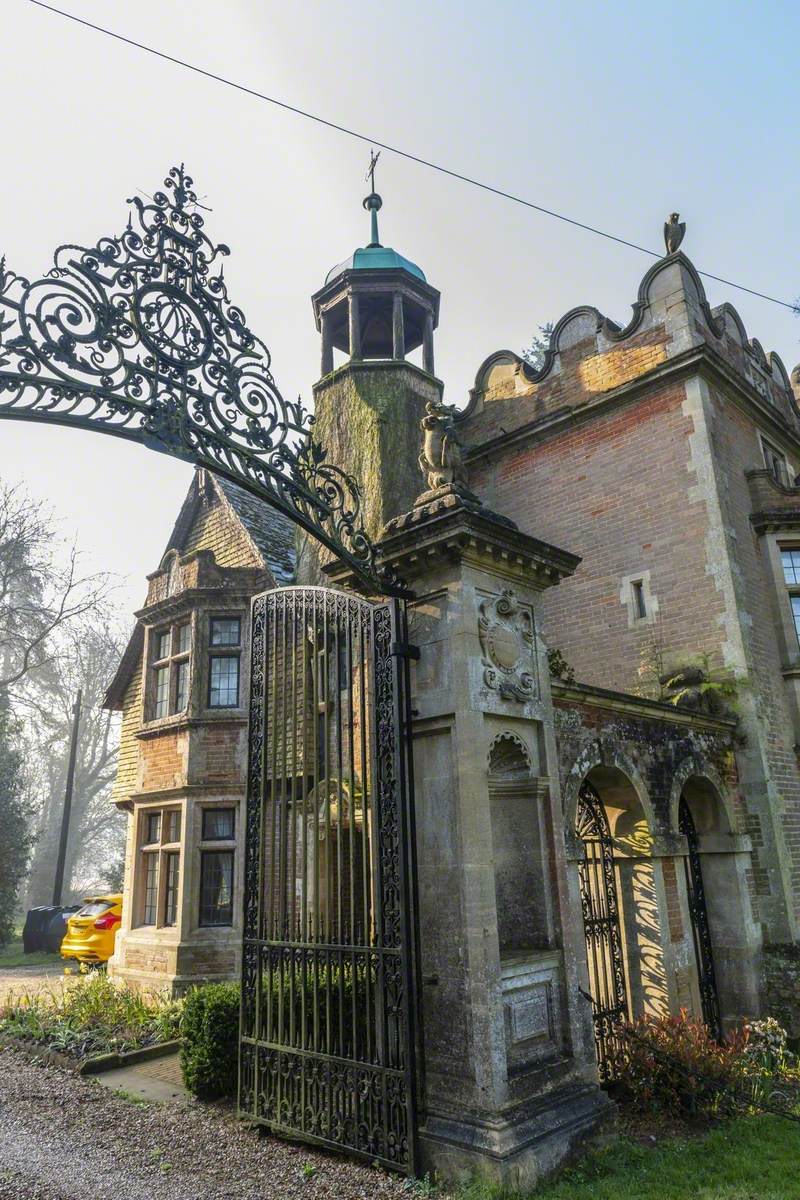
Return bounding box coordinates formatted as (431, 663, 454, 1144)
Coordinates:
(664, 213, 686, 255)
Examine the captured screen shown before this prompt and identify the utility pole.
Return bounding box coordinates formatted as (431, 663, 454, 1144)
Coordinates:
(52, 687, 81, 906)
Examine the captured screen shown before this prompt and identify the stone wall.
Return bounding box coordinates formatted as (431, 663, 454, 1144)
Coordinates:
(552, 685, 761, 1023)
(761, 944, 800, 1038)
(460, 251, 800, 944)
(703, 384, 800, 929)
(298, 360, 440, 584)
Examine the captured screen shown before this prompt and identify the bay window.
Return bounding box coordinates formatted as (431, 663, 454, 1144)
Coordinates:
(149, 619, 192, 720)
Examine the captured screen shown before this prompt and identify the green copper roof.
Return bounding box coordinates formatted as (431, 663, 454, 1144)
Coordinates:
(324, 244, 426, 285)
(324, 187, 426, 285)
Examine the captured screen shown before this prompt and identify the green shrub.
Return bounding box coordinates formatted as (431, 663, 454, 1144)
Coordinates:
(180, 982, 240, 1100)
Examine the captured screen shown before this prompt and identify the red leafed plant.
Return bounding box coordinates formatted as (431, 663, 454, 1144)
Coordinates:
(608, 1009, 751, 1121)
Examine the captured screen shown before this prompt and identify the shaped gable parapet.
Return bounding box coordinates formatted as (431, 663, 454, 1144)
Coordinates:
(461, 250, 798, 448)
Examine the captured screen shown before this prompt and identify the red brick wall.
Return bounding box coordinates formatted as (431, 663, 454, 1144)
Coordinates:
(471, 383, 726, 695)
(140, 732, 185, 792)
(190, 723, 247, 787)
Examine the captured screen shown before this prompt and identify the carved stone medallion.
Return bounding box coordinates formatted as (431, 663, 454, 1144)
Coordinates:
(478, 589, 537, 702)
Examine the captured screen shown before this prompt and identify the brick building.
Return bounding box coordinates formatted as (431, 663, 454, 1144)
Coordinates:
(103, 200, 799, 1091)
(461, 248, 800, 953)
(104, 469, 294, 993)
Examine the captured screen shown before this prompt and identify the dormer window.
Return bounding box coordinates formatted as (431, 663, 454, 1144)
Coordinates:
(149, 619, 192, 720)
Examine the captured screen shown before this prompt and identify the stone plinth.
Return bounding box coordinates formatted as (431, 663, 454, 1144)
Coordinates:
(373, 495, 613, 1188)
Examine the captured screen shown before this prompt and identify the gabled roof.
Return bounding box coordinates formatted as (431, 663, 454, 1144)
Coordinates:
(103, 469, 296, 710)
(212, 476, 295, 585)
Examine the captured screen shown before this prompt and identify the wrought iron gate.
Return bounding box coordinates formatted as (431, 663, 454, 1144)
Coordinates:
(239, 586, 420, 1172)
(678, 797, 722, 1040)
(576, 780, 630, 1080)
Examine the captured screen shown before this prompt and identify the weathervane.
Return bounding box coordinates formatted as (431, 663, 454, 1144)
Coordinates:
(363, 150, 383, 247)
(365, 148, 381, 193)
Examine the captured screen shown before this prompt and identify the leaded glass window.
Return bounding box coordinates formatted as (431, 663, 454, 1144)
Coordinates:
(209, 654, 240, 708)
(199, 851, 234, 926)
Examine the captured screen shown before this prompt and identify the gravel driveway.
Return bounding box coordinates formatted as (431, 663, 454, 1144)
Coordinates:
(0, 1049, 415, 1200)
(0, 965, 67, 1007)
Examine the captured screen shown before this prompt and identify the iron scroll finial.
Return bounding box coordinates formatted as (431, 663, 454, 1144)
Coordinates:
(363, 149, 383, 248)
(0, 164, 406, 597)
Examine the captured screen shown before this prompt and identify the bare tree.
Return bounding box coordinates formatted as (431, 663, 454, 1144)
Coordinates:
(0, 480, 110, 695)
(21, 612, 125, 906)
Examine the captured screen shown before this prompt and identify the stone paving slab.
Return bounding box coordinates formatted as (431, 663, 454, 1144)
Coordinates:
(94, 1051, 191, 1105)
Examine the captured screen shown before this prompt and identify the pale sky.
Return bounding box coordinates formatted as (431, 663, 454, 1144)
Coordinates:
(2, 0, 799, 616)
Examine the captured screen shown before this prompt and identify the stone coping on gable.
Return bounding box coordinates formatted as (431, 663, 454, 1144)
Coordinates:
(551, 677, 738, 736)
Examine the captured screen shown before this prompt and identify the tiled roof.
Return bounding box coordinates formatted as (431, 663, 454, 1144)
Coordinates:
(213, 476, 296, 585)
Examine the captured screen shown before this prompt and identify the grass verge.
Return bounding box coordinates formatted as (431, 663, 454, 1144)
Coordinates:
(0, 936, 61, 969)
(451, 1113, 800, 1200)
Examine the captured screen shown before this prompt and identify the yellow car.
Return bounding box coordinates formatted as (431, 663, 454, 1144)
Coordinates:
(60, 894, 123, 966)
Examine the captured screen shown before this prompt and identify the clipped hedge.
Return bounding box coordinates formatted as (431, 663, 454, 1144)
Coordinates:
(179, 981, 240, 1100)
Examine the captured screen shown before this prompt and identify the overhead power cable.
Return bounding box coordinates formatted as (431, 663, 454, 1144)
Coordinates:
(27, 0, 800, 315)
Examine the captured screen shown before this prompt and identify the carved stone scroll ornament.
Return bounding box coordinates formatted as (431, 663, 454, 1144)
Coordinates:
(478, 589, 537, 702)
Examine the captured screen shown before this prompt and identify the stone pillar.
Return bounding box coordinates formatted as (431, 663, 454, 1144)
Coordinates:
(320, 310, 333, 376)
(693, 833, 761, 1022)
(392, 291, 405, 361)
(374, 494, 612, 1190)
(349, 293, 361, 360)
(422, 309, 435, 375)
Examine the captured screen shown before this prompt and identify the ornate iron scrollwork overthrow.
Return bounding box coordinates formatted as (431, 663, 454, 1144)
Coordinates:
(0, 166, 402, 596)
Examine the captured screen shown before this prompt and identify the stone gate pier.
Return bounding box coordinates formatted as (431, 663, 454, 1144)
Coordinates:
(373, 487, 613, 1188)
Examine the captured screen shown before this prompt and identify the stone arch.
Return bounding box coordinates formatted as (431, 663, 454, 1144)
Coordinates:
(568, 741, 668, 1025)
(669, 754, 760, 1031)
(487, 731, 532, 779)
(562, 739, 655, 845)
(668, 755, 735, 837)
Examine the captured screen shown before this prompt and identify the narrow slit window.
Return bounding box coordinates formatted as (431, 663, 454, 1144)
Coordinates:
(632, 580, 647, 620)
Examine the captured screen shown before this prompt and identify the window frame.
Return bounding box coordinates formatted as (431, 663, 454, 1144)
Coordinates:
(198, 804, 236, 928)
(147, 618, 193, 722)
(206, 613, 243, 710)
(780, 545, 800, 650)
(202, 807, 236, 841)
(199, 850, 235, 927)
(762, 437, 789, 487)
(136, 805, 182, 929)
(631, 579, 647, 621)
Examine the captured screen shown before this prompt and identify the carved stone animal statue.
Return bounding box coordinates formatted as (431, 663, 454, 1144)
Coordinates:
(663, 213, 686, 255)
(418, 399, 469, 492)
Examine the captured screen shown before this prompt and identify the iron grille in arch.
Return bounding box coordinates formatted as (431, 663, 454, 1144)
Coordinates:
(576, 779, 630, 1080)
(678, 796, 722, 1041)
(0, 166, 403, 597)
(239, 587, 419, 1172)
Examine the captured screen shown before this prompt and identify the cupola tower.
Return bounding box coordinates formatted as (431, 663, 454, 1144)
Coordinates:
(301, 157, 444, 584)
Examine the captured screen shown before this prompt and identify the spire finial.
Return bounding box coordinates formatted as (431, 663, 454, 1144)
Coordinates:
(362, 149, 383, 248)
